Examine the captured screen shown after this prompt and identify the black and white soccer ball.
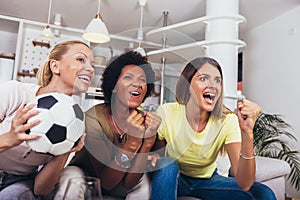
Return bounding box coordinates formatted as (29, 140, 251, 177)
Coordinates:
(26, 92, 85, 156)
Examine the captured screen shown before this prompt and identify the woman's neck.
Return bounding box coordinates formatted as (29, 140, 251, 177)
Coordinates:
(110, 102, 132, 131)
(36, 82, 73, 96)
(185, 101, 209, 132)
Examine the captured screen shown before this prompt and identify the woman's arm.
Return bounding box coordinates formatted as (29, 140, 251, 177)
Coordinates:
(122, 112, 162, 189)
(33, 135, 85, 195)
(34, 153, 69, 195)
(88, 137, 128, 190)
(99, 112, 161, 190)
(226, 99, 261, 191)
(225, 141, 255, 191)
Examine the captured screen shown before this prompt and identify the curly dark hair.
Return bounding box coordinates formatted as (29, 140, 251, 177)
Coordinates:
(101, 51, 155, 104)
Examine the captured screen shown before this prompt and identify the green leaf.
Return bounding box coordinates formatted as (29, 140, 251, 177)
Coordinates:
(253, 112, 300, 191)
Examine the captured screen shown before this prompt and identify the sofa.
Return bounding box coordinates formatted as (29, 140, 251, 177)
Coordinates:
(254, 156, 291, 200)
(103, 156, 291, 200)
(217, 154, 291, 200)
(178, 156, 291, 200)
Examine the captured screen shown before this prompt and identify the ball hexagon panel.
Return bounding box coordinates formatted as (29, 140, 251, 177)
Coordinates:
(49, 139, 74, 156)
(28, 109, 53, 134)
(66, 118, 85, 142)
(27, 135, 52, 153)
(49, 101, 75, 126)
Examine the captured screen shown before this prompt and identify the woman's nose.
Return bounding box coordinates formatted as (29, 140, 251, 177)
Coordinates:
(132, 80, 143, 88)
(207, 78, 217, 87)
(85, 62, 95, 73)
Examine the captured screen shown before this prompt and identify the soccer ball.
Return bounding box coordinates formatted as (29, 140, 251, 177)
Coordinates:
(26, 92, 85, 156)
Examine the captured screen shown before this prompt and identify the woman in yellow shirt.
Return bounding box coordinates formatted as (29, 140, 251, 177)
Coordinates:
(151, 57, 276, 200)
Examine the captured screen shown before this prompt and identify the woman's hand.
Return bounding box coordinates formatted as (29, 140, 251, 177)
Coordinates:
(143, 112, 161, 149)
(146, 152, 160, 169)
(237, 99, 261, 134)
(6, 104, 41, 148)
(126, 110, 146, 138)
(68, 133, 86, 153)
(124, 110, 146, 153)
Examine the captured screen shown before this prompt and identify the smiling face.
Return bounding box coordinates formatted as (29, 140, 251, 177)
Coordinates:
(112, 64, 147, 109)
(55, 43, 95, 95)
(188, 63, 222, 112)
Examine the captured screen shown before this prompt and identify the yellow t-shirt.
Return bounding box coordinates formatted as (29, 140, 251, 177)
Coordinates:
(156, 102, 241, 178)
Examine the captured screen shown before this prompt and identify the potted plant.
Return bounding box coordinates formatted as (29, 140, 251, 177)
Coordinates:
(253, 112, 300, 191)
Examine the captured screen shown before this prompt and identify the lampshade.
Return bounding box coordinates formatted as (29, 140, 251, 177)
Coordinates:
(40, 0, 54, 40)
(82, 13, 110, 43)
(40, 24, 54, 39)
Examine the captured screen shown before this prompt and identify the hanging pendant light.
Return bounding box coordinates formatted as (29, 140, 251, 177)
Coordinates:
(134, 0, 147, 56)
(40, 0, 54, 40)
(82, 0, 110, 43)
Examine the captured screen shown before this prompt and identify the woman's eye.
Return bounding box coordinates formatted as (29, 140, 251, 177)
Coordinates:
(123, 75, 132, 80)
(200, 76, 206, 81)
(77, 57, 85, 63)
(215, 78, 222, 84)
(139, 78, 146, 83)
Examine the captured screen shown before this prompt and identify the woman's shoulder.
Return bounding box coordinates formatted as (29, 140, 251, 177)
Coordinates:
(84, 103, 112, 135)
(0, 80, 39, 92)
(85, 103, 107, 117)
(160, 102, 183, 111)
(156, 102, 184, 119)
(0, 81, 40, 114)
(225, 112, 238, 120)
(218, 112, 238, 125)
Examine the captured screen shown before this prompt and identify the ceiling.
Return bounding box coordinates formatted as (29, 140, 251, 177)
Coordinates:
(1, 0, 300, 55)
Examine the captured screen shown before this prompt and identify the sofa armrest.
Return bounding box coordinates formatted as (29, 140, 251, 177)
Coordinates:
(255, 156, 290, 182)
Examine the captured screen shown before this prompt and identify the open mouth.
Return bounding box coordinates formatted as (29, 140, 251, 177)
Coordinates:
(130, 91, 141, 97)
(78, 75, 91, 83)
(203, 93, 216, 103)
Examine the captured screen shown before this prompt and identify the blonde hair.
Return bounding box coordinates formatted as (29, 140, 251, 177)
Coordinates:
(37, 40, 90, 87)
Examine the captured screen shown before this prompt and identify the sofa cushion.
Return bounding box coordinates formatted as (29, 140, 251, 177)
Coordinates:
(255, 156, 290, 182)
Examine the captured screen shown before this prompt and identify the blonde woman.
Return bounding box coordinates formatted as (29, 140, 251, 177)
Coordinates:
(0, 40, 94, 199)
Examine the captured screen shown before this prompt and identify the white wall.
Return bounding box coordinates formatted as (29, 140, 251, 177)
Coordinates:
(0, 30, 17, 53)
(243, 6, 300, 197)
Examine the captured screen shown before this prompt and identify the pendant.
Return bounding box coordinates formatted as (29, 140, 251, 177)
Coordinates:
(118, 133, 127, 144)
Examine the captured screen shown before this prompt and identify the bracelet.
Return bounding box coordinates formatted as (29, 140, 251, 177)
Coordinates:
(240, 152, 256, 160)
(114, 153, 131, 169)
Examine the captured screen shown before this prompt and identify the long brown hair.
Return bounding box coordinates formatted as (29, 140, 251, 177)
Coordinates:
(176, 57, 225, 118)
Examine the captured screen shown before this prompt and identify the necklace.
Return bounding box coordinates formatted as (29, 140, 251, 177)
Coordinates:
(111, 115, 127, 144)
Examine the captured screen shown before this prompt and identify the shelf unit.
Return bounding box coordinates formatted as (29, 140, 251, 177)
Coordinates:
(0, 14, 88, 83)
(146, 15, 246, 63)
(145, 12, 246, 107)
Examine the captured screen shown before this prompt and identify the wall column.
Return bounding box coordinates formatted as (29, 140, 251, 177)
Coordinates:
(205, 0, 245, 110)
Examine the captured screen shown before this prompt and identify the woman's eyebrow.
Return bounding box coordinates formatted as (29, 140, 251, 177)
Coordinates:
(75, 52, 88, 58)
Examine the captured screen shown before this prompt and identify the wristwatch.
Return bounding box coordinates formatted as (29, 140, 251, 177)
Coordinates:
(114, 152, 131, 169)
